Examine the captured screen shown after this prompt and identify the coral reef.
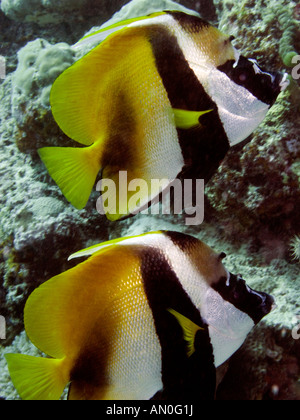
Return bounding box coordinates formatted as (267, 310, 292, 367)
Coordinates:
(278, 3, 300, 67)
(217, 323, 300, 400)
(77, 0, 201, 54)
(207, 0, 300, 260)
(11, 39, 75, 152)
(215, 0, 300, 68)
(13, 39, 74, 109)
(290, 235, 300, 261)
(101, 0, 199, 21)
(1, 0, 83, 24)
(0, 0, 129, 25)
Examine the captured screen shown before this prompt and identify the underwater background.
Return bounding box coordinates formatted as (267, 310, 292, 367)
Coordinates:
(0, 0, 299, 400)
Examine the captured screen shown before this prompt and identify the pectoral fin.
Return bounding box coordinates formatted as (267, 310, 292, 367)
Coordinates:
(173, 108, 213, 130)
(168, 308, 204, 357)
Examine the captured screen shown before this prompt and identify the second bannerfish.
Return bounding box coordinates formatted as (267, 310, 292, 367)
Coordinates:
(6, 231, 275, 400)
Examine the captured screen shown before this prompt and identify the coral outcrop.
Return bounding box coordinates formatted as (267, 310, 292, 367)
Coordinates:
(0, 0, 129, 25)
(208, 0, 300, 260)
(12, 39, 75, 152)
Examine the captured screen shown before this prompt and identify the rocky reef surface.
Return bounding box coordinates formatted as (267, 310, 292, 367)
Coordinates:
(210, 0, 300, 256)
(0, 0, 299, 400)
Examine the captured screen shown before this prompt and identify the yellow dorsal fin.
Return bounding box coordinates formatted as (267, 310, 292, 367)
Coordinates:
(74, 12, 166, 47)
(173, 108, 213, 130)
(168, 308, 204, 357)
(5, 354, 69, 400)
(68, 231, 162, 261)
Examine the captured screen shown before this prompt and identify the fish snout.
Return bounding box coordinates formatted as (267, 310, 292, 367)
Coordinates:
(236, 274, 275, 322)
(270, 72, 290, 103)
(279, 72, 290, 92)
(222, 273, 276, 324)
(252, 291, 276, 321)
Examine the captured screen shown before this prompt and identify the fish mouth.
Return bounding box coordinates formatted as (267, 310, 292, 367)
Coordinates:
(272, 71, 290, 93)
(271, 302, 277, 312)
(264, 71, 289, 106)
(212, 273, 276, 324)
(255, 291, 276, 319)
(217, 56, 289, 106)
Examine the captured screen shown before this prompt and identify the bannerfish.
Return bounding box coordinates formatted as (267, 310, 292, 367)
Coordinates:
(37, 11, 288, 220)
(6, 231, 275, 400)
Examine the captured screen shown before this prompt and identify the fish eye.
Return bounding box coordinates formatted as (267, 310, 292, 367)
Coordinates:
(224, 35, 234, 46)
(238, 73, 247, 82)
(218, 252, 226, 260)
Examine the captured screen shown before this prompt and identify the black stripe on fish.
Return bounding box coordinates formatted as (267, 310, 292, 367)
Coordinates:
(167, 10, 210, 32)
(101, 90, 138, 173)
(140, 247, 216, 400)
(149, 24, 230, 183)
(165, 233, 275, 325)
(68, 329, 109, 400)
(164, 230, 199, 252)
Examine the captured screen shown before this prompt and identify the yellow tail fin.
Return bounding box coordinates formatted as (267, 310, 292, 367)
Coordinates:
(5, 354, 69, 400)
(38, 144, 102, 209)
